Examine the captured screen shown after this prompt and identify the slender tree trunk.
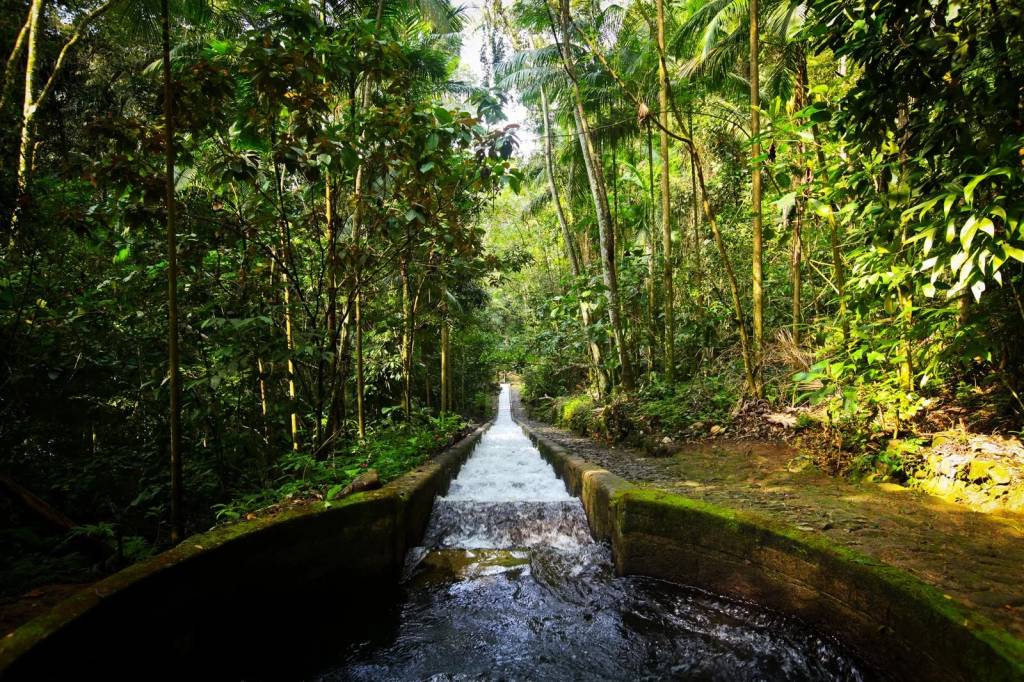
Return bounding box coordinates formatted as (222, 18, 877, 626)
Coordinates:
(324, 173, 341, 444)
(257, 356, 269, 440)
(161, 0, 184, 544)
(539, 84, 608, 395)
(656, 0, 673, 383)
(749, 0, 764, 396)
(790, 206, 803, 343)
(646, 123, 657, 379)
(350, 0, 384, 440)
(791, 52, 807, 345)
(16, 0, 42, 199)
(270, 141, 300, 452)
(0, 13, 30, 112)
(279, 222, 299, 451)
(553, 0, 634, 390)
(692, 151, 758, 394)
(689, 108, 702, 308)
(400, 256, 413, 416)
(440, 313, 450, 413)
(569, 24, 757, 393)
(355, 287, 365, 438)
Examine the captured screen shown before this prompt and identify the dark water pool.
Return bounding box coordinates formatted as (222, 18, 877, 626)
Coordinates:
(308, 542, 865, 681)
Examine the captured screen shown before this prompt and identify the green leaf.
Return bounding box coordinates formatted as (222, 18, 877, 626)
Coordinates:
(971, 279, 986, 302)
(950, 250, 969, 274)
(419, 161, 435, 173)
(959, 216, 979, 248)
(943, 193, 957, 218)
(1003, 244, 1024, 263)
(808, 198, 832, 218)
(433, 107, 454, 124)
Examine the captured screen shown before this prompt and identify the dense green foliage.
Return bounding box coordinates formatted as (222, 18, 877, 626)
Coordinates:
(483, 0, 1024, 452)
(1, 0, 519, 589)
(2, 0, 1023, 600)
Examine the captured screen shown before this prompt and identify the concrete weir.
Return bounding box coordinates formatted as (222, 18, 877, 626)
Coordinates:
(516, 418, 1024, 682)
(0, 424, 489, 680)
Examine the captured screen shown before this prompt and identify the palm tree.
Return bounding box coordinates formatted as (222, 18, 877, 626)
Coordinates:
(550, 0, 635, 391)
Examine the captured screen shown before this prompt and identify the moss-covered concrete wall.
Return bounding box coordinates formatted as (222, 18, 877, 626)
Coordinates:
(520, 421, 1024, 682)
(0, 424, 488, 681)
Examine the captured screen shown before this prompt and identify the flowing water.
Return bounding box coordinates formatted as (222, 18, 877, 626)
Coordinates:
(312, 385, 866, 681)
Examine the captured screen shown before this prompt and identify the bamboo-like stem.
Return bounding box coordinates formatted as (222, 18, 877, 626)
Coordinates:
(161, 0, 184, 544)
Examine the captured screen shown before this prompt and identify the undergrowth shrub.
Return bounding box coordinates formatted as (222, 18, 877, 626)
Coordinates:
(213, 412, 468, 522)
(559, 394, 596, 434)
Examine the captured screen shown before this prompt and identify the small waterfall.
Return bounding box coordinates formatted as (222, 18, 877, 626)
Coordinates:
(419, 384, 592, 552)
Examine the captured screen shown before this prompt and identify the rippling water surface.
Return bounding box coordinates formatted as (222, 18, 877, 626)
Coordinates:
(312, 385, 865, 681)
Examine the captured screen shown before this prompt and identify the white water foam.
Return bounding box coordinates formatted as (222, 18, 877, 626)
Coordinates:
(422, 383, 593, 550)
(445, 384, 574, 503)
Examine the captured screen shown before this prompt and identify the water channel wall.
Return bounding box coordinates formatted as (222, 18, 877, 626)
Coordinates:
(518, 419, 1024, 682)
(0, 424, 489, 680)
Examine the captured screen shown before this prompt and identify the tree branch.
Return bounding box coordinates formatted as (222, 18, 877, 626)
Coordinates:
(32, 0, 117, 115)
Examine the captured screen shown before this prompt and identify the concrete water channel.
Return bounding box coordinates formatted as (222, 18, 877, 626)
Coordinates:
(1, 385, 1021, 680)
(324, 384, 863, 680)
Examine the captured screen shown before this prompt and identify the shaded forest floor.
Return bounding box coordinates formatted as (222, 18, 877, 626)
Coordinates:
(511, 387, 1024, 639)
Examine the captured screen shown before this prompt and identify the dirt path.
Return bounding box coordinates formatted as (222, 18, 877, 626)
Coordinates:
(511, 388, 1024, 640)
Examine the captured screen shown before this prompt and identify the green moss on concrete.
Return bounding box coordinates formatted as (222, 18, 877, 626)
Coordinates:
(522, 422, 1024, 681)
(614, 488, 1024, 681)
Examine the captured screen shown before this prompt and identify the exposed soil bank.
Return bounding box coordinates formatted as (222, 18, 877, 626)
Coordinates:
(513, 390, 1024, 682)
(0, 424, 488, 680)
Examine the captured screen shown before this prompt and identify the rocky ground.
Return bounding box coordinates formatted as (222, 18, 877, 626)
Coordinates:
(511, 387, 1024, 640)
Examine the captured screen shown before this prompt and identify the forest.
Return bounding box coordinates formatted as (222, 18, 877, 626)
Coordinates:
(2, 0, 1023, 634)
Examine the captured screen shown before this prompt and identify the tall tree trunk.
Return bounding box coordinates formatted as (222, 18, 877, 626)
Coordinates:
(355, 287, 365, 438)
(400, 256, 413, 417)
(351, 0, 384, 440)
(656, 0, 673, 383)
(539, 84, 608, 395)
(440, 310, 450, 413)
(324, 172, 341, 445)
(749, 0, 764, 397)
(646, 123, 657, 379)
(689, 107, 701, 309)
(279, 222, 299, 452)
(161, 0, 184, 544)
(16, 0, 42, 198)
(0, 13, 30, 113)
(270, 138, 299, 452)
(791, 52, 807, 345)
(552, 0, 634, 390)
(570, 24, 757, 394)
(13, 0, 115, 227)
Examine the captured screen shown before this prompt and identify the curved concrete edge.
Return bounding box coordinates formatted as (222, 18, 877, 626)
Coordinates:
(517, 419, 1024, 682)
(0, 423, 490, 680)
